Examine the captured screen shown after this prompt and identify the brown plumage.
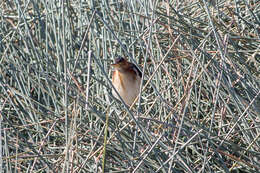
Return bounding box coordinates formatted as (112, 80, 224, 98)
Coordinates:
(111, 57, 142, 106)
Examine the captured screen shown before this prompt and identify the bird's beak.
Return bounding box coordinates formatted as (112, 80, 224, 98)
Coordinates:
(111, 63, 120, 68)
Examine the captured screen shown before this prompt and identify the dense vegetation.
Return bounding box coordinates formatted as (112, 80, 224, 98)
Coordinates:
(1, 0, 259, 172)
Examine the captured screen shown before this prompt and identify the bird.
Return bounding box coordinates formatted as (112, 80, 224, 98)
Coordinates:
(111, 57, 142, 106)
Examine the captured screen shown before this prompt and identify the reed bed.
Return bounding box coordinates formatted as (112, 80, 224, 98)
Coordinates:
(1, 0, 260, 172)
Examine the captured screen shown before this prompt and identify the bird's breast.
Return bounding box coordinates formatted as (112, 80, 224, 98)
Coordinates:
(112, 71, 141, 105)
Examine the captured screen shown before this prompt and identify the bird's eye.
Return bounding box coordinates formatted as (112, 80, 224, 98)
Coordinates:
(115, 57, 125, 63)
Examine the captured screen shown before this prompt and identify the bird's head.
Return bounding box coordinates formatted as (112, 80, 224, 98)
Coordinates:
(111, 57, 131, 71)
